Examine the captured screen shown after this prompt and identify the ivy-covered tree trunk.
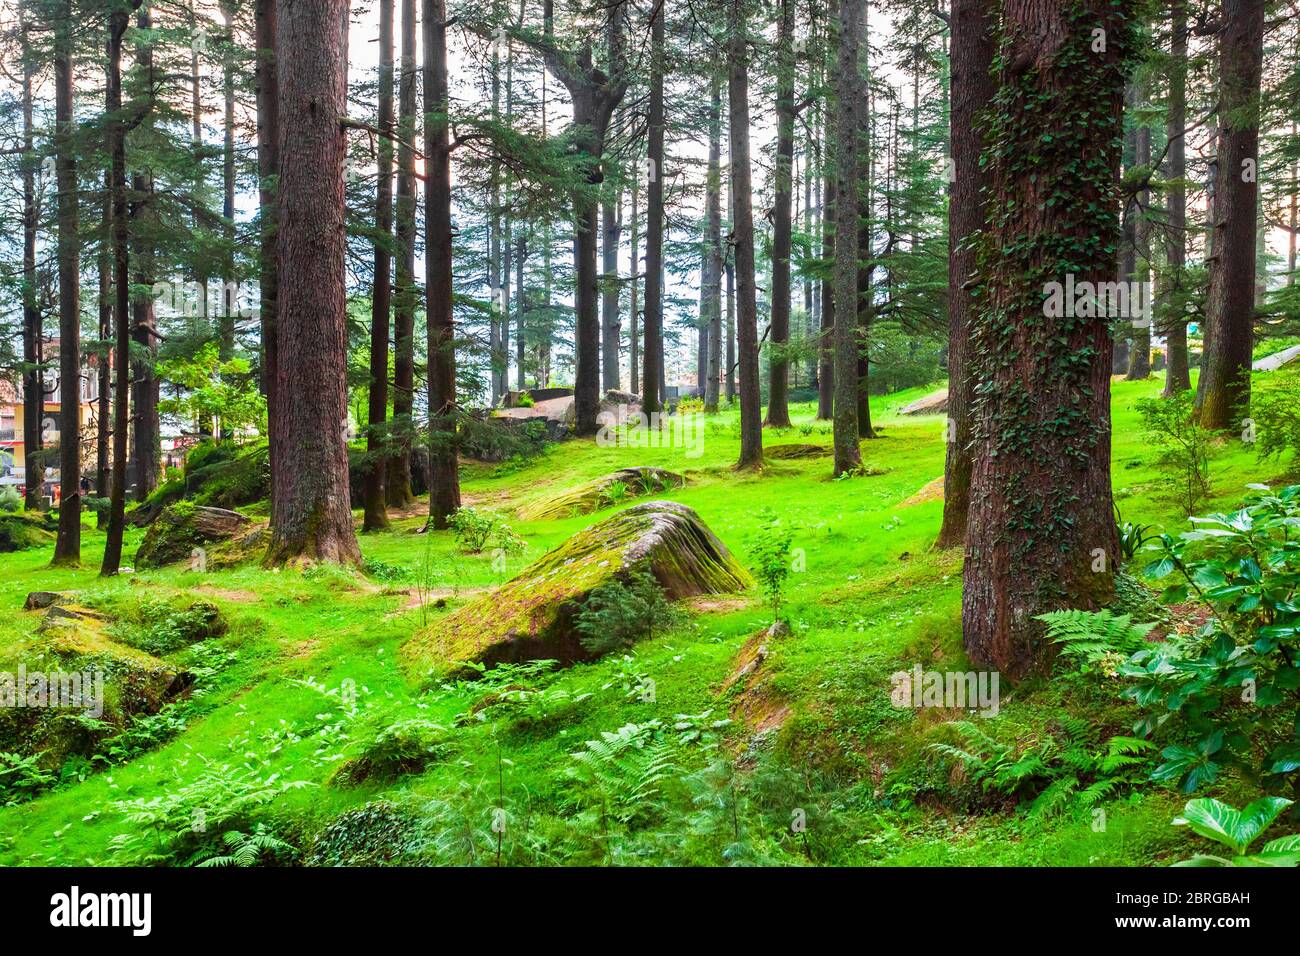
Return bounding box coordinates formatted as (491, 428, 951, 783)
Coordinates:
(831, 0, 862, 477)
(730, 0, 762, 469)
(51, 0, 80, 567)
(936, 0, 995, 549)
(363, 0, 396, 532)
(1197, 0, 1264, 431)
(388, 0, 418, 508)
(266, 0, 361, 565)
(1162, 0, 1191, 396)
(424, 0, 461, 528)
(962, 0, 1131, 679)
(764, 0, 795, 429)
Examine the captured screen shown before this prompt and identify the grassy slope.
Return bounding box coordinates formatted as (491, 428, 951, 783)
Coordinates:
(0, 372, 1289, 866)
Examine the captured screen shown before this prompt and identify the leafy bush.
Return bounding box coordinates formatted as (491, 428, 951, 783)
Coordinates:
(1136, 390, 1213, 514)
(0, 751, 57, 806)
(1250, 368, 1300, 474)
(446, 506, 523, 556)
(747, 508, 795, 622)
(1116, 486, 1300, 793)
(574, 569, 679, 656)
(0, 487, 21, 513)
(333, 717, 451, 785)
(1172, 796, 1300, 866)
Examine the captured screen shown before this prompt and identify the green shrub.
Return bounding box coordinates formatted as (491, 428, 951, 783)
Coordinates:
(574, 569, 679, 656)
(1250, 368, 1300, 474)
(747, 508, 795, 623)
(1136, 390, 1213, 514)
(0, 487, 21, 513)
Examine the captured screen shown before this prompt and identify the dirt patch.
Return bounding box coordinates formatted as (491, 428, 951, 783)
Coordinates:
(682, 594, 752, 614)
(721, 628, 792, 738)
(901, 476, 945, 507)
(196, 587, 260, 604)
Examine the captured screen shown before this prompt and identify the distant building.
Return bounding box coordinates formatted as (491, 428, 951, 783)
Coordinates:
(0, 341, 102, 501)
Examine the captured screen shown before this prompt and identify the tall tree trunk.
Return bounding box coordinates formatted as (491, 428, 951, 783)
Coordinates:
(97, 186, 111, 507)
(1126, 80, 1152, 380)
(364, 0, 396, 531)
(729, 0, 762, 468)
(101, 8, 135, 576)
(516, 226, 527, 388)
(1162, 0, 1191, 395)
(255, 0, 280, 508)
(831, 0, 863, 476)
(765, 0, 795, 428)
(219, 2, 237, 359)
(602, 192, 622, 391)
(52, 0, 81, 566)
(936, 0, 995, 549)
(130, 6, 158, 501)
(424, 0, 461, 527)
(388, 0, 417, 507)
(642, 2, 666, 415)
(1198, 0, 1264, 430)
(962, 0, 1131, 679)
(704, 71, 723, 413)
(20, 10, 43, 513)
(726, 254, 736, 403)
(266, 0, 361, 565)
(629, 168, 640, 396)
(816, 4, 836, 423)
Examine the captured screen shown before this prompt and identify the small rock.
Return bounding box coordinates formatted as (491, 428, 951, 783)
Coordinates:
(24, 591, 67, 611)
(764, 620, 792, 639)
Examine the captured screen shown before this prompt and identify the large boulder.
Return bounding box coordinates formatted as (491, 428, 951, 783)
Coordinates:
(135, 503, 254, 569)
(403, 500, 753, 673)
(517, 467, 686, 520)
(898, 387, 949, 416)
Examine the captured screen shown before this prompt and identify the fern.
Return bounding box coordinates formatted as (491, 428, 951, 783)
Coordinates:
(1038, 609, 1155, 671)
(195, 825, 297, 867)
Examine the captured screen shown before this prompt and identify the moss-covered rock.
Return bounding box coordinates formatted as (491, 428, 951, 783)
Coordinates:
(403, 500, 753, 674)
(517, 467, 687, 520)
(0, 606, 195, 770)
(135, 503, 254, 569)
(0, 512, 56, 552)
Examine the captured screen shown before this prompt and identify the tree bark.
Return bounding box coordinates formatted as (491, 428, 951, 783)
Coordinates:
(961, 0, 1131, 679)
(388, 0, 418, 507)
(363, 0, 396, 531)
(424, 0, 461, 528)
(1197, 0, 1264, 430)
(101, 7, 135, 576)
(765, 0, 795, 428)
(52, 0, 80, 566)
(130, 6, 158, 501)
(936, 0, 995, 549)
(1126, 80, 1152, 380)
(831, 0, 863, 477)
(730, 0, 762, 468)
(255, 0, 280, 509)
(628, 169, 640, 396)
(816, 3, 837, 422)
(266, 0, 361, 565)
(19, 10, 43, 513)
(704, 71, 723, 413)
(602, 191, 622, 391)
(1162, 0, 1191, 395)
(642, 1, 666, 415)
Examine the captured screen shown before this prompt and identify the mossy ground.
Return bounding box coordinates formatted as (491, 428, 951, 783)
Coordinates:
(0, 372, 1289, 866)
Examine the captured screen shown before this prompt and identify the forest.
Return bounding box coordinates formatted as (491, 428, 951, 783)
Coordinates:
(0, 0, 1298, 897)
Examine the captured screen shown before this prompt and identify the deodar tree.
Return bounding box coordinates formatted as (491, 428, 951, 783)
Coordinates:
(962, 1, 1133, 679)
(266, 0, 361, 566)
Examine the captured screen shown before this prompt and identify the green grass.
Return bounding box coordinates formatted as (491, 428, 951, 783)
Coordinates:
(0, 372, 1290, 866)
